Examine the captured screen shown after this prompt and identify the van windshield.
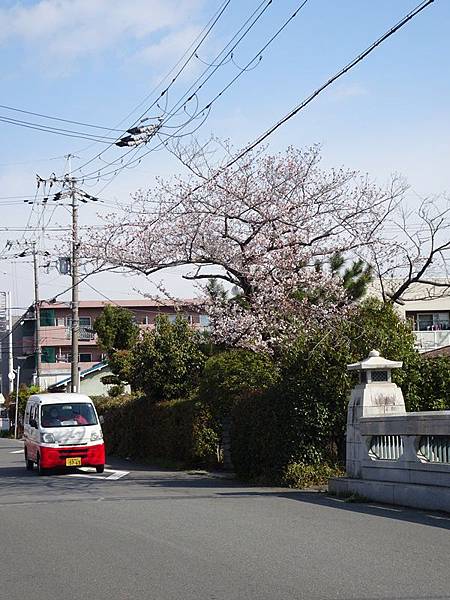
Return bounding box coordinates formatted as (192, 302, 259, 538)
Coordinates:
(41, 403, 97, 428)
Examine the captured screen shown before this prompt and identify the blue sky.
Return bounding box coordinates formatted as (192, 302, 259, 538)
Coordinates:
(0, 0, 448, 311)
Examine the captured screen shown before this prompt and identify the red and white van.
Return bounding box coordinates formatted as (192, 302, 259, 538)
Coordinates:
(23, 393, 105, 475)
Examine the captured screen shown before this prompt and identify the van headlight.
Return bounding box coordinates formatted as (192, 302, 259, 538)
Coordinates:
(41, 433, 56, 444)
(90, 431, 103, 441)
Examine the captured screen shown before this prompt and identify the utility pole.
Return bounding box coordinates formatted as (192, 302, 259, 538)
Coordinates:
(68, 155, 79, 393)
(7, 291, 13, 396)
(32, 242, 41, 388)
(35, 156, 98, 394)
(14, 364, 20, 439)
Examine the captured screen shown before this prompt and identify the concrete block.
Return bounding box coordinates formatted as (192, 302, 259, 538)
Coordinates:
(328, 477, 450, 512)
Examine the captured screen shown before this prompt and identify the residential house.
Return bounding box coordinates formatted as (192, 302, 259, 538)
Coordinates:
(47, 362, 131, 396)
(10, 298, 209, 390)
(360, 280, 450, 353)
(395, 283, 450, 352)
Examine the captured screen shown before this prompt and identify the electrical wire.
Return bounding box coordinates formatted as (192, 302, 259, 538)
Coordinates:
(198, 0, 310, 115)
(184, 0, 436, 196)
(0, 115, 117, 144)
(83, 0, 273, 180)
(153, 0, 274, 127)
(69, 0, 233, 177)
(0, 103, 123, 132)
(64, 0, 273, 183)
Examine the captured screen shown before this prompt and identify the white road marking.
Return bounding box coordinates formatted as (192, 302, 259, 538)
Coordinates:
(105, 470, 129, 480)
(65, 468, 129, 481)
(10, 450, 23, 454)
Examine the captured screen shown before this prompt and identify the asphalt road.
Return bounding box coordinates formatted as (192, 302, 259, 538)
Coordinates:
(1, 437, 450, 600)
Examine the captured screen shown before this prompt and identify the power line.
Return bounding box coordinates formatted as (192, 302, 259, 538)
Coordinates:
(82, 0, 272, 180)
(66, 0, 274, 183)
(125, 0, 234, 133)
(93, 0, 433, 201)
(69, 0, 233, 177)
(0, 115, 117, 143)
(0, 103, 122, 132)
(148, 0, 311, 164)
(197, 0, 310, 116)
(179, 0, 435, 197)
(153, 0, 274, 130)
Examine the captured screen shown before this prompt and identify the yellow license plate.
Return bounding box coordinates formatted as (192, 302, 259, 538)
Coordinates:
(66, 457, 82, 467)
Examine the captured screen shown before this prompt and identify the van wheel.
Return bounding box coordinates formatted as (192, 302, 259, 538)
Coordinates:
(36, 454, 47, 476)
(25, 449, 34, 471)
(96, 465, 104, 474)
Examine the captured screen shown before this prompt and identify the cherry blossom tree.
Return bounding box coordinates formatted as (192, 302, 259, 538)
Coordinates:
(83, 145, 409, 351)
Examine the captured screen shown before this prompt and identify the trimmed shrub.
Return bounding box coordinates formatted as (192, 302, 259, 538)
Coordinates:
(281, 462, 344, 489)
(199, 349, 279, 421)
(230, 384, 333, 483)
(402, 356, 450, 412)
(93, 394, 218, 467)
(130, 315, 207, 402)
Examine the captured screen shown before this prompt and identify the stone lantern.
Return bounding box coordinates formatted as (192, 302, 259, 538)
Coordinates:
(346, 350, 405, 477)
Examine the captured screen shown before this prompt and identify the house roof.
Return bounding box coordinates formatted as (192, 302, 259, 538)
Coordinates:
(421, 345, 450, 358)
(47, 362, 109, 391)
(40, 298, 203, 310)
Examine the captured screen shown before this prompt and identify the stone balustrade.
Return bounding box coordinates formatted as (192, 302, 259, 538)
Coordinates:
(358, 413, 450, 488)
(329, 350, 450, 512)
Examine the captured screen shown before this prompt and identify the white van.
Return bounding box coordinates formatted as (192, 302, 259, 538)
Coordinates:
(23, 393, 105, 476)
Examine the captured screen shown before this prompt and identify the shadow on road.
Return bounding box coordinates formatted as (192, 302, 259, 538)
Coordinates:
(2, 442, 449, 531)
(215, 489, 450, 530)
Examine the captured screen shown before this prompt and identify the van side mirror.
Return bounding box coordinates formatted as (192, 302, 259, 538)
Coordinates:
(99, 415, 104, 425)
(30, 418, 37, 428)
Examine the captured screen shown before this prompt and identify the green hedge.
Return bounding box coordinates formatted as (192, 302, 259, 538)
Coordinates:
(93, 394, 218, 467)
(230, 386, 334, 484)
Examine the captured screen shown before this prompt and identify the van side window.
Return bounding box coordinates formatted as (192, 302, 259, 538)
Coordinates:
(30, 406, 38, 428)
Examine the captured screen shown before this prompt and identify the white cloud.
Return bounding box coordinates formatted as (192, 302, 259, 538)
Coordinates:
(136, 24, 203, 66)
(0, 0, 204, 67)
(328, 83, 368, 101)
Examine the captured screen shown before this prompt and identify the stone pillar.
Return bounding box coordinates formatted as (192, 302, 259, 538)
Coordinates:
(346, 350, 405, 477)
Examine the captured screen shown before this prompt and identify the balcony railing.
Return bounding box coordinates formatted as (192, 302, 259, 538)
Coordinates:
(413, 329, 450, 351)
(65, 326, 95, 341)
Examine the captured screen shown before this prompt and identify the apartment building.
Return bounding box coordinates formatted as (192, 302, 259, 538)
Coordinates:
(11, 299, 209, 390)
(402, 298, 450, 352)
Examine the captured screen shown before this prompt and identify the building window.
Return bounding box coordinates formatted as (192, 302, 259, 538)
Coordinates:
(416, 312, 449, 331)
(40, 309, 55, 327)
(167, 313, 192, 324)
(199, 314, 210, 327)
(41, 346, 56, 363)
(65, 316, 92, 327)
(60, 353, 92, 363)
